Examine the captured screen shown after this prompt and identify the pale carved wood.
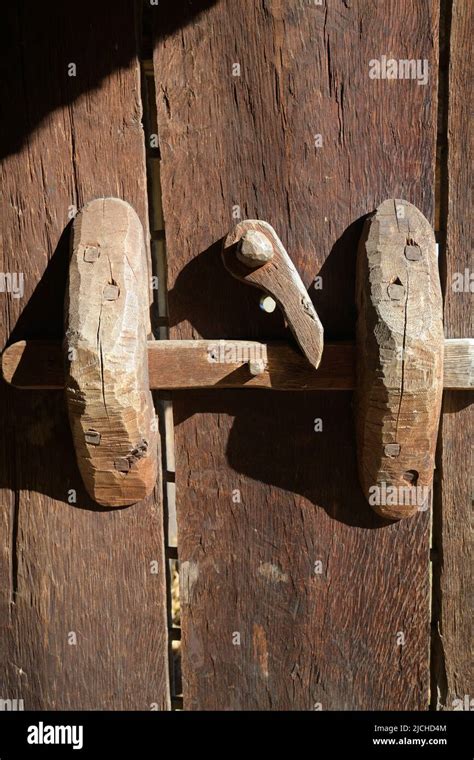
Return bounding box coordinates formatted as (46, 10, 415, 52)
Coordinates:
(222, 220, 324, 370)
(64, 198, 158, 507)
(355, 199, 445, 520)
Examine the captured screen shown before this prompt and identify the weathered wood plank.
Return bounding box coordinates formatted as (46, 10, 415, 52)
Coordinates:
(432, 0, 473, 712)
(0, 1, 169, 708)
(3, 338, 473, 391)
(153, 0, 438, 709)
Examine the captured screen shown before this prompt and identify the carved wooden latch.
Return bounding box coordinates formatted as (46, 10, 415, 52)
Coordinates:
(355, 200, 445, 519)
(64, 198, 158, 507)
(2, 197, 472, 517)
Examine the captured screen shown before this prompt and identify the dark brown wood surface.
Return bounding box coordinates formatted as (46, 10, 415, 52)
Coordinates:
(432, 0, 473, 711)
(153, 0, 439, 709)
(0, 2, 169, 709)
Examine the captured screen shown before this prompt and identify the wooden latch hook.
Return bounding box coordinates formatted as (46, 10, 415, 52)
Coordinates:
(222, 220, 324, 371)
(1, 198, 472, 516)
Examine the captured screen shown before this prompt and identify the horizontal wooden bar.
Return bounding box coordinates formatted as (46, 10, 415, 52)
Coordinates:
(1, 338, 473, 391)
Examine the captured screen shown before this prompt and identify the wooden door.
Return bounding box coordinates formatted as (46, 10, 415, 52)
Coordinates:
(1, 1, 170, 710)
(1, 0, 471, 712)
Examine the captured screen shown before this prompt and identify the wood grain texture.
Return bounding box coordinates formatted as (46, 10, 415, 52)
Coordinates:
(432, 0, 473, 711)
(65, 198, 158, 507)
(355, 199, 444, 519)
(3, 338, 473, 391)
(223, 220, 324, 369)
(154, 0, 438, 709)
(0, 2, 169, 708)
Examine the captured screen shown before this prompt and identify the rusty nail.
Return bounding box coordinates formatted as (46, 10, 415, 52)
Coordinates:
(85, 430, 101, 445)
(114, 457, 130, 472)
(405, 244, 422, 261)
(83, 246, 100, 263)
(103, 284, 120, 301)
(388, 283, 405, 300)
(384, 443, 401, 458)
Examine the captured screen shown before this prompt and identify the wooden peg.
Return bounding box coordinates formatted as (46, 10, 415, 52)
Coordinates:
(222, 220, 324, 370)
(64, 198, 158, 507)
(355, 199, 444, 520)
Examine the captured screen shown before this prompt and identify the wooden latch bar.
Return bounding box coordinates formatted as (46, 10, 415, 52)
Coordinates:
(2, 338, 472, 391)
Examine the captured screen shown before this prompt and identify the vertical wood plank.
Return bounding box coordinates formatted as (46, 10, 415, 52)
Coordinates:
(154, 0, 439, 709)
(432, 0, 473, 711)
(0, 1, 169, 709)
